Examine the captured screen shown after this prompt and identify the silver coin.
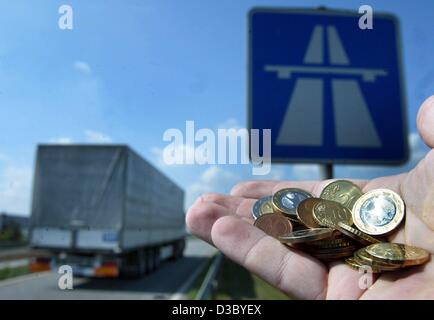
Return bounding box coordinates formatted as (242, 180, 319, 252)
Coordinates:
(251, 195, 273, 220)
(273, 188, 313, 218)
(360, 196, 396, 226)
(279, 228, 334, 244)
(353, 189, 405, 235)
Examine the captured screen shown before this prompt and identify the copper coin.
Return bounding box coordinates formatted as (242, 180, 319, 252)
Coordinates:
(296, 198, 322, 228)
(279, 228, 334, 244)
(336, 221, 381, 246)
(254, 213, 293, 239)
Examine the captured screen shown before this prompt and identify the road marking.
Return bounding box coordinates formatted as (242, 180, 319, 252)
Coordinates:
(265, 24, 385, 148)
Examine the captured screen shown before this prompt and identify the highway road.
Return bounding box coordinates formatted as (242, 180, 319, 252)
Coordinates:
(0, 237, 216, 300)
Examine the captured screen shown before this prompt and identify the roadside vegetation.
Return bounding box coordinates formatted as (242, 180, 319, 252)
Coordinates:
(0, 266, 30, 281)
(187, 255, 289, 300)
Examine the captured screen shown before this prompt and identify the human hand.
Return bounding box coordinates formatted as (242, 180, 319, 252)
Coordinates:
(186, 96, 434, 299)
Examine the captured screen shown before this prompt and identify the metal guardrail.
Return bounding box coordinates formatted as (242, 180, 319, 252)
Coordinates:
(0, 249, 49, 262)
(195, 252, 223, 300)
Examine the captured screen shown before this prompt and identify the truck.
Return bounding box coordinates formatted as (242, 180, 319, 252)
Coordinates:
(29, 144, 186, 277)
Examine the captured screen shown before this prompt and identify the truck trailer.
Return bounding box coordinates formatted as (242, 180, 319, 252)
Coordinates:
(29, 145, 186, 277)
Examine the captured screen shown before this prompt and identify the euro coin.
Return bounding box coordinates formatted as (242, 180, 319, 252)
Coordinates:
(365, 243, 430, 267)
(345, 257, 382, 273)
(279, 228, 334, 244)
(336, 221, 381, 245)
(272, 188, 313, 221)
(312, 247, 355, 260)
(352, 189, 405, 235)
(296, 198, 322, 228)
(313, 199, 353, 228)
(254, 213, 293, 239)
(308, 237, 354, 249)
(354, 248, 402, 271)
(251, 195, 274, 220)
(320, 180, 364, 210)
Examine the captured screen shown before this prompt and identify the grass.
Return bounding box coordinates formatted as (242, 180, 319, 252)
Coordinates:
(0, 265, 30, 281)
(213, 257, 289, 300)
(188, 255, 290, 300)
(186, 254, 216, 299)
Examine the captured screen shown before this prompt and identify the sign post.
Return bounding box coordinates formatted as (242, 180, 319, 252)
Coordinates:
(248, 8, 408, 179)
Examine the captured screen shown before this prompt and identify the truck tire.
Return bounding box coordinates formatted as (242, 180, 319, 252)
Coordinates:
(154, 247, 161, 269)
(170, 241, 179, 261)
(177, 239, 185, 259)
(138, 249, 146, 277)
(145, 249, 152, 274)
(149, 247, 158, 272)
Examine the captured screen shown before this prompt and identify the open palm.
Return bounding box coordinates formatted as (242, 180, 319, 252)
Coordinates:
(186, 96, 434, 299)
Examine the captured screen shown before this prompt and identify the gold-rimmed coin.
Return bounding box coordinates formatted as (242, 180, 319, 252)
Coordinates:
(308, 237, 354, 249)
(354, 248, 402, 271)
(312, 249, 355, 260)
(313, 199, 353, 228)
(345, 257, 382, 273)
(279, 228, 333, 244)
(336, 221, 381, 245)
(251, 195, 274, 220)
(320, 180, 364, 210)
(365, 243, 430, 267)
(296, 198, 322, 228)
(254, 213, 293, 239)
(272, 188, 313, 220)
(352, 189, 405, 235)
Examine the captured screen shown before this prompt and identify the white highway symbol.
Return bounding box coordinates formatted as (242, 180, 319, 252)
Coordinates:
(265, 25, 387, 148)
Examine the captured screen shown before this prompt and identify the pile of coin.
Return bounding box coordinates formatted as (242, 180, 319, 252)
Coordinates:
(252, 180, 430, 273)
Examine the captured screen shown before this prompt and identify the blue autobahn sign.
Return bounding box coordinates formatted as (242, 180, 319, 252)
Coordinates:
(248, 8, 408, 164)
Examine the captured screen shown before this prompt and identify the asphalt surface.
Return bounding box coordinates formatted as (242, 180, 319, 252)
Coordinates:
(0, 237, 216, 300)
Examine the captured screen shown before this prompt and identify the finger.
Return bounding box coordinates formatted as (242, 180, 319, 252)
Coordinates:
(230, 180, 280, 198)
(362, 173, 406, 194)
(272, 179, 369, 197)
(197, 192, 245, 213)
(186, 201, 231, 244)
(195, 192, 257, 221)
(326, 262, 373, 299)
(417, 95, 434, 148)
(272, 180, 319, 196)
(211, 215, 328, 299)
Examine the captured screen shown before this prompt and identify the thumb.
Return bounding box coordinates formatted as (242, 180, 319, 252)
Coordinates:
(416, 95, 434, 148)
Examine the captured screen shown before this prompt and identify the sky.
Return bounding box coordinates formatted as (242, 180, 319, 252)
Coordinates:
(0, 0, 433, 215)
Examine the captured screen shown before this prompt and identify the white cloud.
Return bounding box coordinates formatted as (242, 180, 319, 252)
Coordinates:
(49, 137, 74, 144)
(74, 61, 91, 75)
(84, 130, 112, 143)
(217, 118, 242, 130)
(0, 163, 32, 215)
(186, 166, 240, 209)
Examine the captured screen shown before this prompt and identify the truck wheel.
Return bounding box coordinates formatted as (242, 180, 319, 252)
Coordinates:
(177, 239, 185, 259)
(154, 247, 161, 269)
(145, 249, 151, 274)
(138, 249, 146, 277)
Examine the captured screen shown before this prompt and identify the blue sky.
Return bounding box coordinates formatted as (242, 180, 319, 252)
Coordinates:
(0, 0, 433, 215)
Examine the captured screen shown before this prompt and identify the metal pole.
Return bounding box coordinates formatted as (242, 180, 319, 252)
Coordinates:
(320, 163, 333, 180)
